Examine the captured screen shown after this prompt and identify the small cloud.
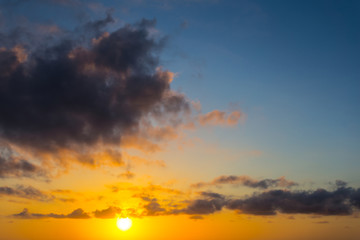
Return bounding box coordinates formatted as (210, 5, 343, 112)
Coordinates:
(58, 198, 76, 203)
(93, 206, 122, 219)
(314, 221, 329, 224)
(180, 20, 189, 29)
(189, 215, 203, 220)
(118, 170, 135, 179)
(143, 198, 166, 216)
(198, 110, 244, 127)
(66, 208, 91, 219)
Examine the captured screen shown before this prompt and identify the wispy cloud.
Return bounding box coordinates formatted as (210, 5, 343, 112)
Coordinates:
(192, 175, 297, 189)
(12, 208, 91, 219)
(0, 145, 46, 179)
(198, 110, 244, 126)
(0, 185, 54, 202)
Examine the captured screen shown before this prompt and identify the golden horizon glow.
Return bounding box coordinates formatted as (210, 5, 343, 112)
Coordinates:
(116, 217, 132, 231)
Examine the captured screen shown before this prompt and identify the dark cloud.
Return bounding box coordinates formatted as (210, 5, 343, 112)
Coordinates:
(192, 175, 297, 189)
(142, 197, 166, 216)
(0, 14, 190, 172)
(0, 145, 46, 179)
(350, 188, 360, 208)
(0, 157, 43, 179)
(0, 185, 54, 202)
(93, 206, 121, 219)
(173, 184, 360, 217)
(200, 191, 225, 199)
(174, 192, 226, 215)
(12, 208, 91, 219)
(226, 186, 360, 216)
(335, 180, 348, 188)
(9, 184, 360, 220)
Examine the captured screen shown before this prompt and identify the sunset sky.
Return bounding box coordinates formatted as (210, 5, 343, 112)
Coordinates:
(0, 0, 359, 239)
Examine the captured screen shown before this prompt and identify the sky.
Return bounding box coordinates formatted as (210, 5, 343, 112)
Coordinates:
(0, 0, 359, 239)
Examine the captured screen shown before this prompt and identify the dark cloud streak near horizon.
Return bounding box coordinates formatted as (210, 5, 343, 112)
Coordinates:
(10, 184, 360, 220)
(13, 208, 90, 219)
(177, 186, 360, 216)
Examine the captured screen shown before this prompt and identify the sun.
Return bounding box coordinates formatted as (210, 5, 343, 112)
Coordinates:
(116, 217, 132, 231)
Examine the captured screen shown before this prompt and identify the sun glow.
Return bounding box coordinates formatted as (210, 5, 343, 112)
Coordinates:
(117, 217, 132, 231)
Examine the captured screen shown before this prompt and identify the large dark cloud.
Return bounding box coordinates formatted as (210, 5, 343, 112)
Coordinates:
(227, 186, 360, 216)
(173, 185, 360, 217)
(0, 16, 189, 155)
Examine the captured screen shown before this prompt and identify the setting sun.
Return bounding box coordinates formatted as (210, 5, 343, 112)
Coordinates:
(117, 217, 132, 231)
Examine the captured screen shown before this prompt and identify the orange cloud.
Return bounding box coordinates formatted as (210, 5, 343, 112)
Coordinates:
(198, 110, 244, 126)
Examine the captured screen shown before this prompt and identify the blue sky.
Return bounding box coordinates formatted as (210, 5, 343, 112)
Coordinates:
(150, 0, 360, 184)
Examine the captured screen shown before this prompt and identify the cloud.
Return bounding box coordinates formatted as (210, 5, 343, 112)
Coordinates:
(9, 183, 360, 220)
(118, 170, 135, 179)
(314, 221, 329, 224)
(173, 184, 360, 217)
(350, 188, 360, 208)
(192, 175, 297, 189)
(93, 206, 122, 219)
(173, 191, 226, 215)
(226, 186, 360, 216)
(12, 208, 91, 219)
(0, 9, 245, 179)
(58, 198, 76, 203)
(0, 156, 44, 179)
(0, 16, 190, 152)
(142, 197, 166, 216)
(0, 144, 46, 179)
(0, 14, 200, 176)
(198, 110, 244, 126)
(110, 183, 183, 196)
(0, 185, 54, 202)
